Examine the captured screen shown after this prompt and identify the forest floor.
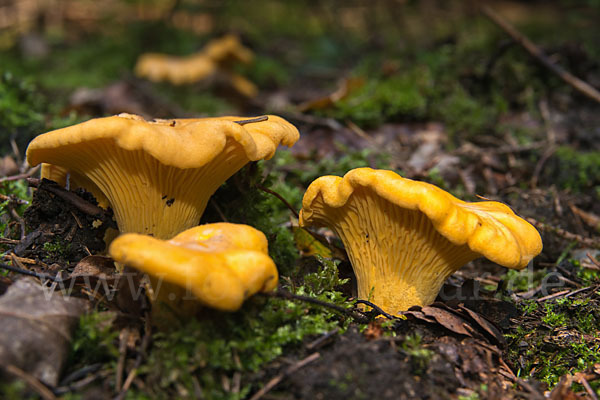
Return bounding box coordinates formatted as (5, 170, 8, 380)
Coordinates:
(0, 1, 600, 399)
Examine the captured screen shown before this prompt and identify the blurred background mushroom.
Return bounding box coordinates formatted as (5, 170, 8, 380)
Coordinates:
(135, 34, 258, 97)
(299, 168, 543, 315)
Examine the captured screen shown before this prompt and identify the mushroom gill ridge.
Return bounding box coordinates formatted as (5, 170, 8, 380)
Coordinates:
(299, 168, 542, 315)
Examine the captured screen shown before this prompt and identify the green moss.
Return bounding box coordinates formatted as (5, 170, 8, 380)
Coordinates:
(0, 72, 45, 150)
(132, 257, 351, 399)
(550, 146, 600, 193)
(68, 311, 120, 368)
(506, 289, 600, 390)
(328, 73, 428, 128)
(401, 333, 434, 375)
(0, 180, 31, 239)
(42, 238, 72, 257)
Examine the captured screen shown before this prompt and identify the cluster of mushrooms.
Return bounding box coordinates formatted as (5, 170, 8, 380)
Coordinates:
(26, 113, 542, 320)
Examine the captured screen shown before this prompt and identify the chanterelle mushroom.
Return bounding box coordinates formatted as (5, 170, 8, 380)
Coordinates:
(135, 34, 255, 90)
(109, 223, 278, 314)
(299, 168, 542, 315)
(26, 113, 299, 239)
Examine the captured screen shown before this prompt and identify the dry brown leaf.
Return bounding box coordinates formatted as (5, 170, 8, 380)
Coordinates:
(0, 278, 88, 386)
(420, 306, 472, 337)
(297, 77, 365, 112)
(71, 255, 115, 278)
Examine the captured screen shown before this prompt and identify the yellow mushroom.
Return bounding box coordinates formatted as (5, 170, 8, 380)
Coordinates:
(135, 34, 255, 91)
(299, 168, 543, 315)
(26, 113, 299, 239)
(109, 223, 278, 315)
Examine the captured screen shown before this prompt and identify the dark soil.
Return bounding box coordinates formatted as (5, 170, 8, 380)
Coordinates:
(17, 179, 113, 268)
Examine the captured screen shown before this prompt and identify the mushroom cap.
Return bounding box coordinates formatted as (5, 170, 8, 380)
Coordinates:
(28, 113, 298, 169)
(108, 223, 278, 312)
(300, 168, 541, 269)
(27, 113, 299, 239)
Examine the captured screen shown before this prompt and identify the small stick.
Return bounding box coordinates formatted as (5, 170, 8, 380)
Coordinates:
(4, 364, 57, 400)
(9, 207, 26, 240)
(526, 217, 600, 248)
(0, 193, 29, 205)
(114, 314, 152, 400)
(209, 198, 228, 222)
(234, 116, 268, 125)
(355, 299, 396, 320)
(536, 289, 570, 302)
(0, 165, 40, 183)
(530, 146, 556, 189)
(2, 254, 46, 267)
(577, 373, 599, 400)
(27, 178, 109, 220)
(306, 328, 339, 350)
(115, 329, 130, 391)
(262, 289, 369, 323)
(255, 184, 300, 219)
(564, 285, 598, 299)
(481, 5, 600, 104)
(0, 261, 60, 282)
(248, 352, 321, 400)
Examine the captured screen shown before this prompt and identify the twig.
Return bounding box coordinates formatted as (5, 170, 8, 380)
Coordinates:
(564, 285, 599, 299)
(262, 289, 370, 323)
(114, 314, 152, 400)
(530, 146, 556, 189)
(234, 116, 268, 125)
(526, 217, 600, 248)
(255, 184, 300, 219)
(279, 111, 343, 130)
(588, 253, 600, 269)
(0, 164, 40, 183)
(248, 352, 321, 400)
(355, 299, 396, 320)
(4, 364, 57, 400)
(0, 237, 20, 245)
(305, 328, 339, 350)
(576, 372, 599, 400)
(28, 178, 113, 224)
(0, 193, 29, 205)
(481, 5, 600, 104)
(116, 329, 130, 391)
(536, 289, 571, 302)
(9, 207, 26, 240)
(0, 261, 60, 282)
(346, 120, 375, 144)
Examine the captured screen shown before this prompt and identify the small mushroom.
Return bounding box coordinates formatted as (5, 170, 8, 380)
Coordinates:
(108, 223, 278, 314)
(27, 113, 299, 239)
(299, 168, 542, 315)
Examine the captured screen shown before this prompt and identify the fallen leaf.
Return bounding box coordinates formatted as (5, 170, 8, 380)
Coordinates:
(0, 278, 88, 386)
(297, 77, 365, 112)
(71, 255, 116, 278)
(458, 305, 506, 347)
(0, 155, 19, 176)
(420, 306, 472, 337)
(293, 227, 332, 258)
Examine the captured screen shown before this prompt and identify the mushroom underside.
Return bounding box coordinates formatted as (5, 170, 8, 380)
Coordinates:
(304, 188, 480, 315)
(39, 137, 251, 239)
